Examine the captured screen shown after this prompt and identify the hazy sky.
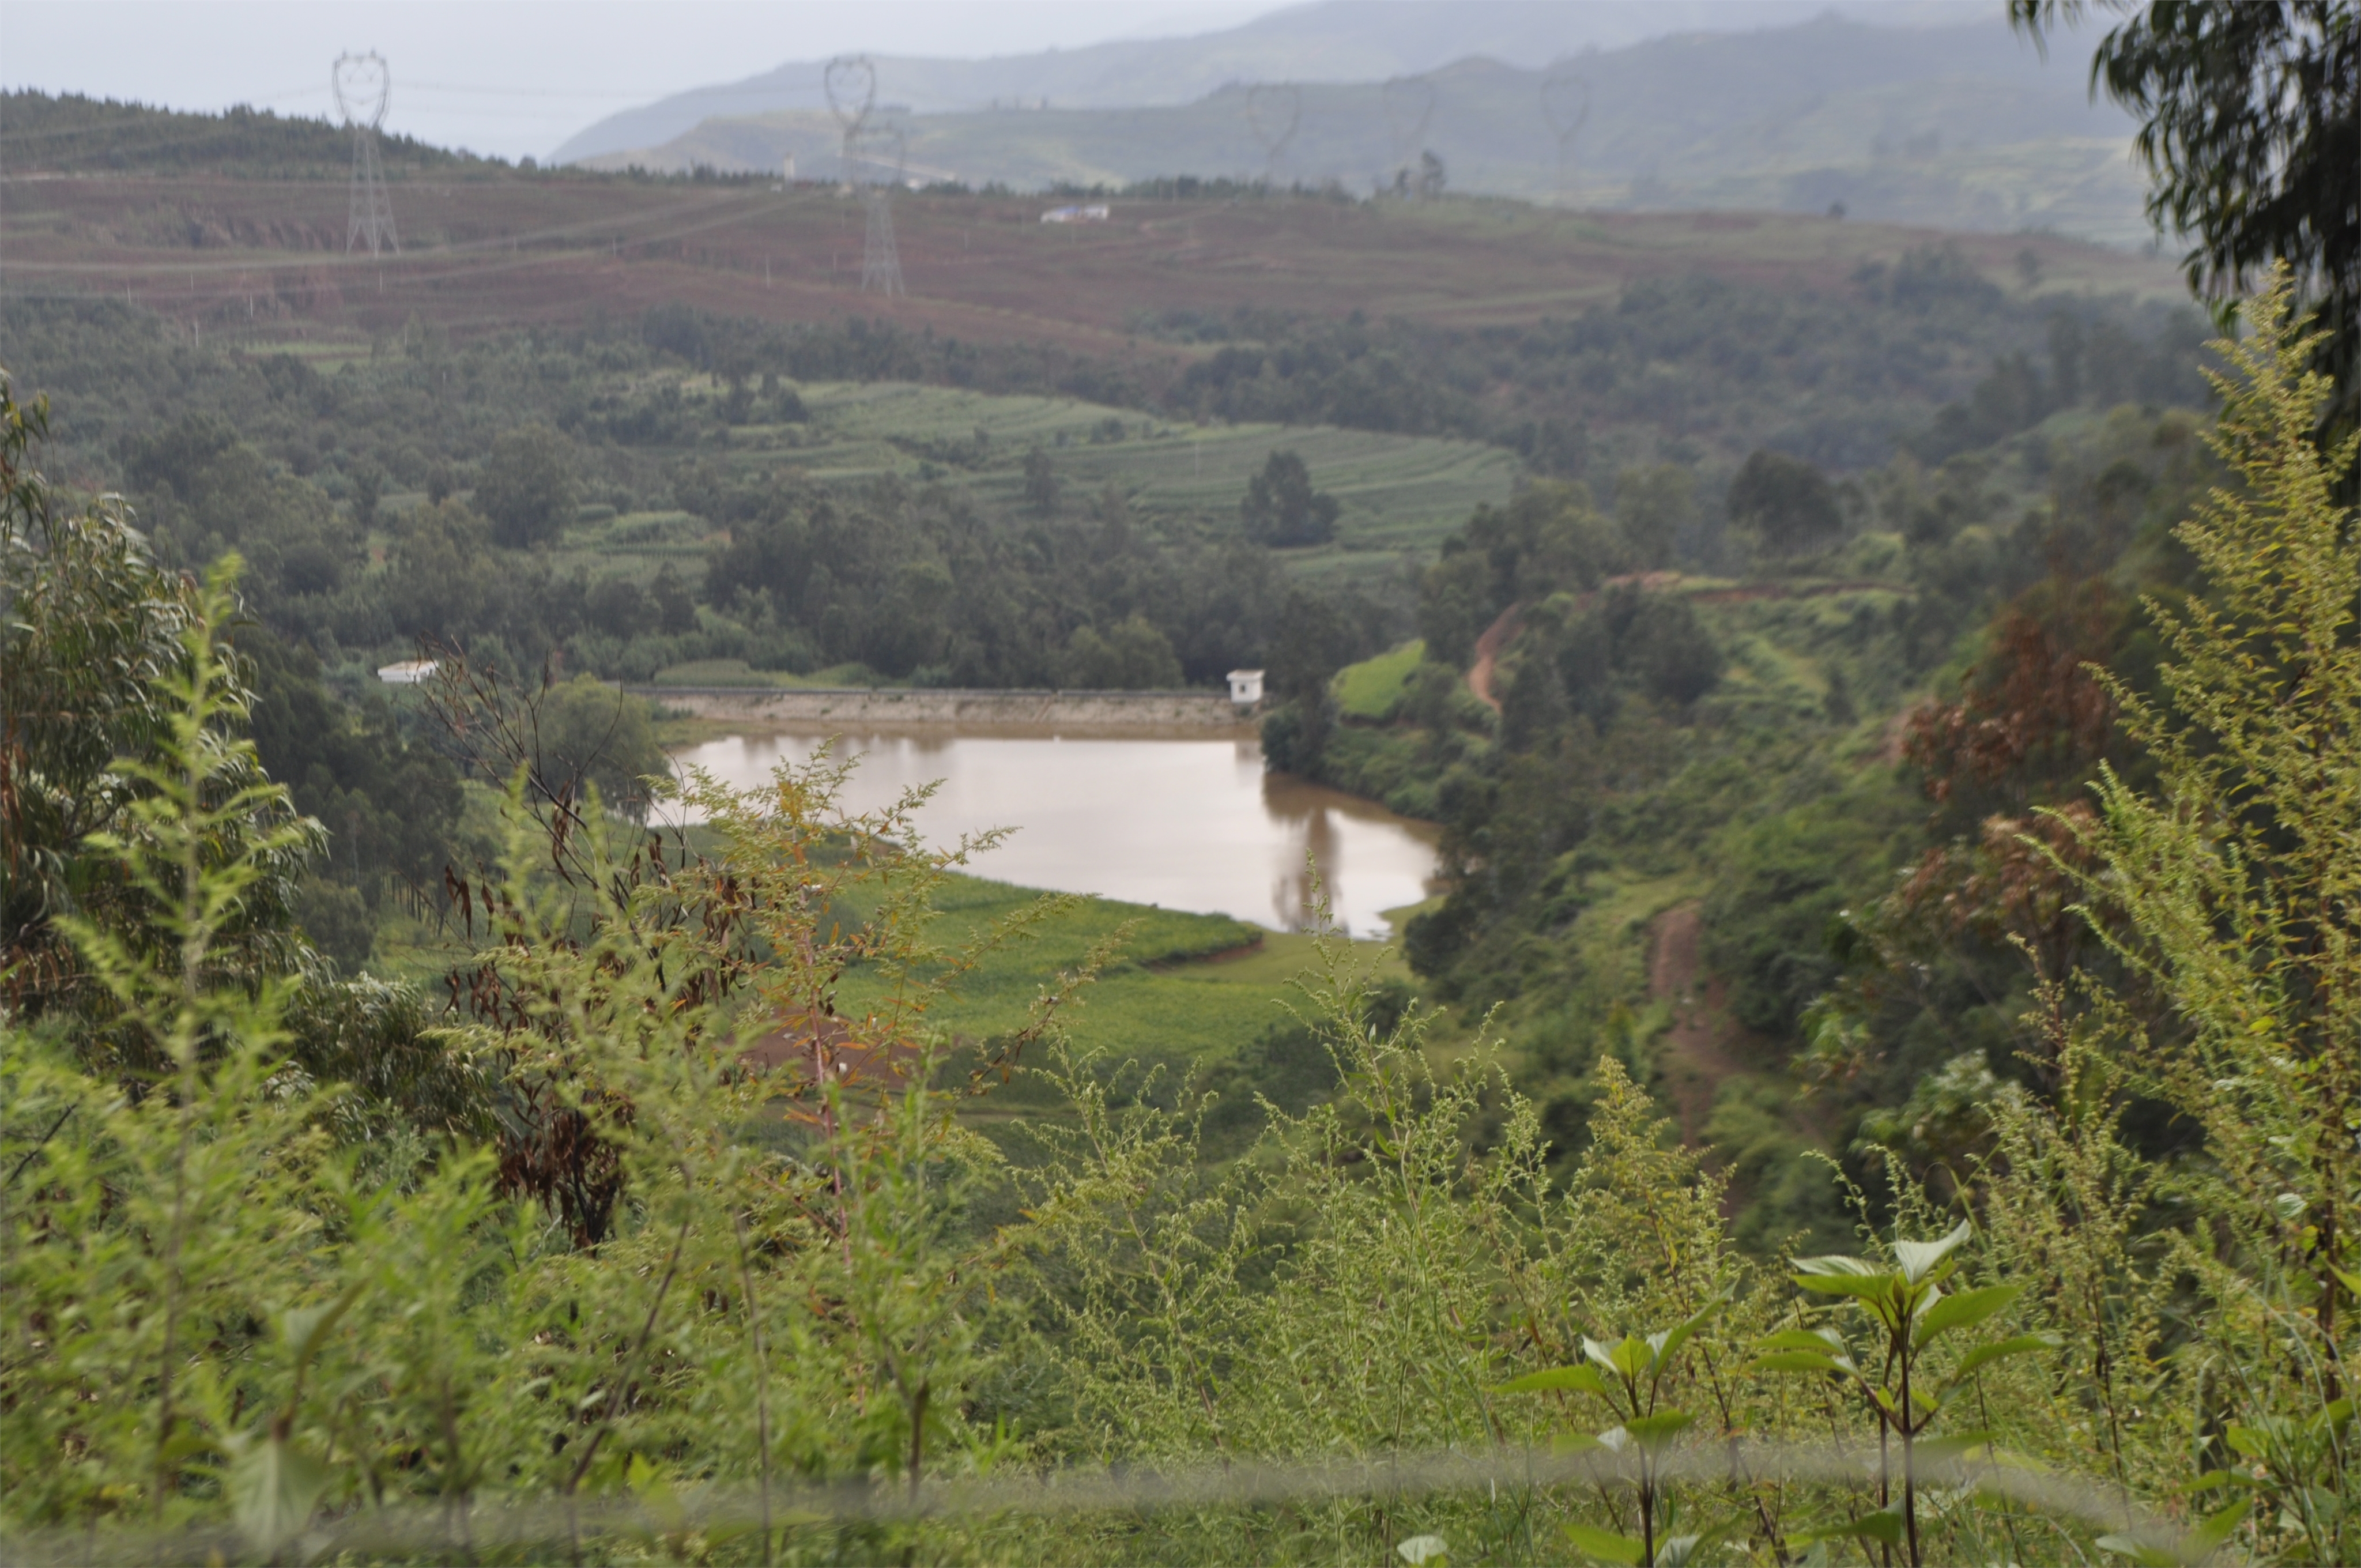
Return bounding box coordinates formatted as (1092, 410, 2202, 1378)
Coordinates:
(3, 1, 1284, 160)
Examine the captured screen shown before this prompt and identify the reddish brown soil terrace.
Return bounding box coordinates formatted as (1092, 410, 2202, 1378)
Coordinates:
(0, 174, 2174, 352)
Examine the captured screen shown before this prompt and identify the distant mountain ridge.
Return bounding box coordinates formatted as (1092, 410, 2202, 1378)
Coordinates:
(550, 0, 1990, 166)
(575, 12, 2150, 247)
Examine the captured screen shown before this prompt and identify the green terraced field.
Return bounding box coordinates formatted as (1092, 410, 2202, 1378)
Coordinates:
(745, 380, 1519, 557)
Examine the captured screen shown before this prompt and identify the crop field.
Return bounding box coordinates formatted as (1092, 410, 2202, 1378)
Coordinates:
(753, 380, 1517, 552)
(0, 173, 2183, 363)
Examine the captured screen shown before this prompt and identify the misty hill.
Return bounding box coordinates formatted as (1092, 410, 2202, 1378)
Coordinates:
(550, 0, 1989, 165)
(0, 91, 500, 179)
(580, 14, 2149, 246)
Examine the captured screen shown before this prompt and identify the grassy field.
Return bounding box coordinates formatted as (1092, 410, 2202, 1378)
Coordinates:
(1334, 639, 1425, 721)
(359, 785, 1413, 1072)
(827, 869, 1412, 1068)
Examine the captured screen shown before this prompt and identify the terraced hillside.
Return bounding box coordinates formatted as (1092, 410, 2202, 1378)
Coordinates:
(1, 168, 2181, 364)
(393, 378, 1518, 600)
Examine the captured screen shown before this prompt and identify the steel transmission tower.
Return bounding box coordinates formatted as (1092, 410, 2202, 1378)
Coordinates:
(1246, 83, 1300, 189)
(1540, 73, 1589, 206)
(1382, 76, 1435, 196)
(825, 59, 902, 297)
(858, 127, 906, 297)
(824, 56, 875, 193)
(334, 52, 399, 255)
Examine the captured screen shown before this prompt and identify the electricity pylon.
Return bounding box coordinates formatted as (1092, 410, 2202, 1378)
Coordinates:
(1541, 72, 1590, 206)
(334, 52, 399, 256)
(859, 127, 905, 298)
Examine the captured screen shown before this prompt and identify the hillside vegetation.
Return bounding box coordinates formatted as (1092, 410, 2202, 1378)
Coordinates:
(9, 22, 2358, 1551)
(0, 197, 2211, 998)
(3, 285, 2357, 1564)
(0, 91, 501, 179)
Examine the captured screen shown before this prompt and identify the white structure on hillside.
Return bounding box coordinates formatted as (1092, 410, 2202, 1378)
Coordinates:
(1041, 204, 1110, 224)
(1227, 668, 1265, 707)
(376, 659, 437, 685)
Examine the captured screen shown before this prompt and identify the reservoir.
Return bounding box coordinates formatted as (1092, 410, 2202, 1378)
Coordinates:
(668, 728, 1440, 939)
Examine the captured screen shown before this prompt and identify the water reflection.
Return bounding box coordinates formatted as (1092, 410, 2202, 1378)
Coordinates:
(666, 728, 1440, 938)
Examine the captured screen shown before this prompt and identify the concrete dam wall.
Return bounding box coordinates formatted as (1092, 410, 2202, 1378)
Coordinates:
(631, 686, 1255, 733)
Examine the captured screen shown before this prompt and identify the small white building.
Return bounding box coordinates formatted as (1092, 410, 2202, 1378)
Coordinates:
(376, 658, 438, 685)
(1227, 668, 1265, 707)
(1041, 204, 1111, 224)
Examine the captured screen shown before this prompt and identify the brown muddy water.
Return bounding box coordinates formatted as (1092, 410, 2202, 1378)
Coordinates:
(667, 727, 1440, 939)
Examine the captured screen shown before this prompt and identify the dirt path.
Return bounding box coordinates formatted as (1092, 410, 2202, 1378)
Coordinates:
(1464, 575, 1906, 714)
(1647, 902, 1749, 1149)
(1465, 605, 1523, 713)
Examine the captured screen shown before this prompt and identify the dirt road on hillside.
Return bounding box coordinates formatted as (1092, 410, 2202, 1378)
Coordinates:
(1466, 606, 1522, 712)
(1648, 902, 1748, 1148)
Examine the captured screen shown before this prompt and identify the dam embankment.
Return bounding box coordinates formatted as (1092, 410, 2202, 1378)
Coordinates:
(630, 686, 1253, 734)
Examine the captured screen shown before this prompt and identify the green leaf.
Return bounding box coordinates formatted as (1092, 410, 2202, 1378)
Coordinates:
(1749, 1350, 1847, 1376)
(1791, 1264, 1900, 1302)
(1759, 1328, 1847, 1355)
(1911, 1430, 1995, 1472)
(2100, 1495, 2253, 1566)
(1552, 1431, 1609, 1454)
(1585, 1333, 1654, 1381)
(1792, 1252, 1886, 1280)
(1892, 1220, 1973, 1284)
(1796, 1506, 1905, 1547)
(1623, 1409, 1695, 1450)
(1499, 1365, 1614, 1400)
(1646, 1294, 1726, 1379)
(2222, 1425, 2264, 1459)
(2190, 1495, 2251, 1554)
(1944, 1332, 2061, 1386)
(1397, 1533, 1450, 1565)
(229, 1436, 330, 1556)
(1561, 1522, 1645, 1565)
(278, 1277, 368, 1374)
(1912, 1283, 2022, 1350)
(1657, 1522, 1738, 1567)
